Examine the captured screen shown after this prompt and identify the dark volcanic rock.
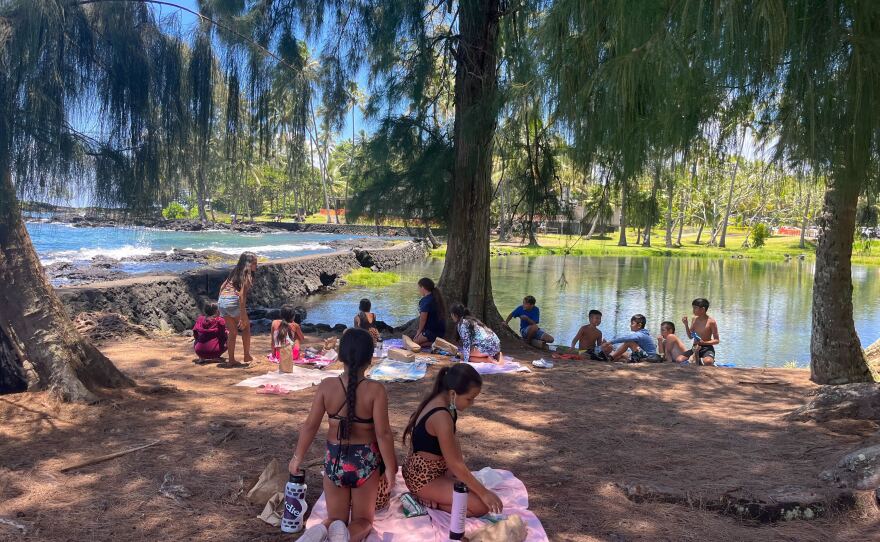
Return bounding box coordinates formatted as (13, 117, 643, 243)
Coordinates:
(57, 242, 427, 331)
(44, 262, 129, 285)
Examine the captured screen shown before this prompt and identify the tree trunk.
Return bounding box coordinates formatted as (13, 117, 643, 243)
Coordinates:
(695, 219, 705, 244)
(438, 0, 509, 334)
(719, 133, 745, 248)
(678, 161, 696, 245)
(0, 168, 134, 402)
(422, 218, 439, 249)
(643, 160, 661, 247)
(810, 176, 873, 384)
(196, 168, 208, 223)
(618, 181, 628, 246)
(800, 181, 813, 249)
(665, 162, 674, 248)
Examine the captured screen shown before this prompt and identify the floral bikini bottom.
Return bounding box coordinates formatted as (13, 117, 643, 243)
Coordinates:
(325, 441, 383, 489)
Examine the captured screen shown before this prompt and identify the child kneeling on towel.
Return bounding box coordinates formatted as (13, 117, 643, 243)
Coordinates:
(289, 329, 398, 542)
(402, 363, 503, 517)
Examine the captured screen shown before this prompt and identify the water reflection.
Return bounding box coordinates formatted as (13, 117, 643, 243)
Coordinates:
(302, 256, 880, 367)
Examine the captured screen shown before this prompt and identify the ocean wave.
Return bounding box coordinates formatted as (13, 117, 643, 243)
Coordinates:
(181, 243, 330, 255)
(41, 244, 155, 263)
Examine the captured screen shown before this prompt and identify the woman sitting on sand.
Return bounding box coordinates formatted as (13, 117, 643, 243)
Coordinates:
(290, 329, 397, 542)
(450, 303, 502, 363)
(402, 364, 503, 517)
(217, 251, 257, 367)
(407, 277, 446, 349)
(353, 298, 380, 344)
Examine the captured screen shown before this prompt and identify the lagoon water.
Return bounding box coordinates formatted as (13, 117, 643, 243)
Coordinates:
(303, 255, 880, 368)
(27, 221, 880, 368)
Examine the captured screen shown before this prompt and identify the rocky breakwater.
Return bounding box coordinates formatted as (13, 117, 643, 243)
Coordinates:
(57, 241, 429, 332)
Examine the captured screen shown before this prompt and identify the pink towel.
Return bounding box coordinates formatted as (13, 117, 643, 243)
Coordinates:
(306, 468, 548, 542)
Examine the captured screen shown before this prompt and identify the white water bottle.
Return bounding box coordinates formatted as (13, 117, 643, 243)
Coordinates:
(449, 481, 468, 541)
(281, 473, 307, 533)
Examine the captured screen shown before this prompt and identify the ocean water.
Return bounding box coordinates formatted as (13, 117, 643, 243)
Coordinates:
(26, 221, 365, 275)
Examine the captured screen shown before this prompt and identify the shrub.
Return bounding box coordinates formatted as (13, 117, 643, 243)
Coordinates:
(751, 223, 771, 248)
(162, 202, 189, 220)
(343, 268, 400, 287)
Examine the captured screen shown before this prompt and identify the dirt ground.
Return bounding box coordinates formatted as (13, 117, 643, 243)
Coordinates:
(1, 333, 878, 542)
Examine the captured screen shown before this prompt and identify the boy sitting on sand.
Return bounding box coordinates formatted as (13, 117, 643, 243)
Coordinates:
(682, 298, 719, 365)
(571, 310, 608, 360)
(657, 321, 689, 363)
(505, 295, 555, 346)
(600, 314, 658, 362)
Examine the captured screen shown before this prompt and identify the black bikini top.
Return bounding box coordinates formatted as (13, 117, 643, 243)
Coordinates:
(411, 406, 457, 456)
(328, 377, 374, 425)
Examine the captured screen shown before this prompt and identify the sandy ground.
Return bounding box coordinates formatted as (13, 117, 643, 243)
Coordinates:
(1, 333, 878, 542)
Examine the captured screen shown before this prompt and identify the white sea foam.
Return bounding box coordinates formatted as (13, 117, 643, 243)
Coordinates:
(41, 244, 155, 263)
(181, 243, 329, 255)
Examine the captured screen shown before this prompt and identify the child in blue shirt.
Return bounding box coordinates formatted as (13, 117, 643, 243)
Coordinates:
(601, 314, 659, 362)
(505, 295, 555, 345)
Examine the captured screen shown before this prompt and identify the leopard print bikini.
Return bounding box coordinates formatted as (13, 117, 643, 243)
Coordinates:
(402, 452, 448, 493)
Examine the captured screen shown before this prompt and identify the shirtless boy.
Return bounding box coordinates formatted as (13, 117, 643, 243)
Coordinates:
(571, 310, 607, 360)
(657, 321, 689, 363)
(682, 298, 719, 365)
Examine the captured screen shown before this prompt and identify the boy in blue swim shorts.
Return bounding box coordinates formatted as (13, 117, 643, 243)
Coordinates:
(505, 295, 555, 346)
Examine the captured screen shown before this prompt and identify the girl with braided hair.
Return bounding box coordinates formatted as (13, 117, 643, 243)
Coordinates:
(289, 328, 397, 542)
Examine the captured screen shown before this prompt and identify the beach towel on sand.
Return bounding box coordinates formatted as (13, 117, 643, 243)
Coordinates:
(368, 360, 428, 382)
(306, 468, 548, 542)
(235, 367, 342, 392)
(466, 358, 532, 375)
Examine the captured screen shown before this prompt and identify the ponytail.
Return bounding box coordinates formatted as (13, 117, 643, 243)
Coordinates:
(418, 277, 446, 321)
(450, 302, 482, 345)
(402, 363, 482, 446)
(337, 328, 374, 441)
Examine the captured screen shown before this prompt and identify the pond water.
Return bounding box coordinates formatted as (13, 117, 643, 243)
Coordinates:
(303, 256, 880, 368)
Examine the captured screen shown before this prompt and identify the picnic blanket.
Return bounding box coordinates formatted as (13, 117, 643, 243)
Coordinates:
(235, 367, 342, 392)
(382, 338, 405, 349)
(368, 360, 428, 382)
(466, 358, 532, 375)
(306, 468, 549, 542)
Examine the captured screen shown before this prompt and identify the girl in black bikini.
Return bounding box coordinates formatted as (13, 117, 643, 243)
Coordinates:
(289, 329, 397, 542)
(402, 364, 503, 517)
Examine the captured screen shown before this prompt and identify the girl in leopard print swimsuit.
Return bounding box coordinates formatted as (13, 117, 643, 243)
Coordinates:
(401, 364, 503, 517)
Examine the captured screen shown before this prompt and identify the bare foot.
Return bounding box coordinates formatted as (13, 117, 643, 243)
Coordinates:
(243, 354, 254, 363)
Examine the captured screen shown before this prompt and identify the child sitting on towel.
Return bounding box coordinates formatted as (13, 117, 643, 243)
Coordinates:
(600, 314, 659, 362)
(402, 363, 503, 517)
(192, 302, 227, 363)
(657, 321, 689, 363)
(268, 305, 304, 364)
(451, 303, 502, 363)
(289, 329, 397, 542)
(353, 298, 380, 344)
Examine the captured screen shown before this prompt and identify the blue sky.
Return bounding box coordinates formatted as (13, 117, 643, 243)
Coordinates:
(151, 0, 371, 144)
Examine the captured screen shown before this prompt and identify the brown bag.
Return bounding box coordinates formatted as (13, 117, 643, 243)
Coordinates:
(432, 337, 460, 355)
(246, 458, 288, 506)
(387, 348, 416, 362)
(279, 347, 293, 373)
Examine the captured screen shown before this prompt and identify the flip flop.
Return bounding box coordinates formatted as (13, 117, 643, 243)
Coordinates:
(256, 384, 289, 395)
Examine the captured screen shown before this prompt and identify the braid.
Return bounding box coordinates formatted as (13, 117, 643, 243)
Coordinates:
(341, 370, 357, 440)
(337, 328, 374, 441)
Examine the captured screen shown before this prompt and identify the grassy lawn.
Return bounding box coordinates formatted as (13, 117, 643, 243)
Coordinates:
(431, 228, 880, 266)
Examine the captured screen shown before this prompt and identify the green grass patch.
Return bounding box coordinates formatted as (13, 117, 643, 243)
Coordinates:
(343, 268, 401, 287)
(429, 229, 880, 266)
